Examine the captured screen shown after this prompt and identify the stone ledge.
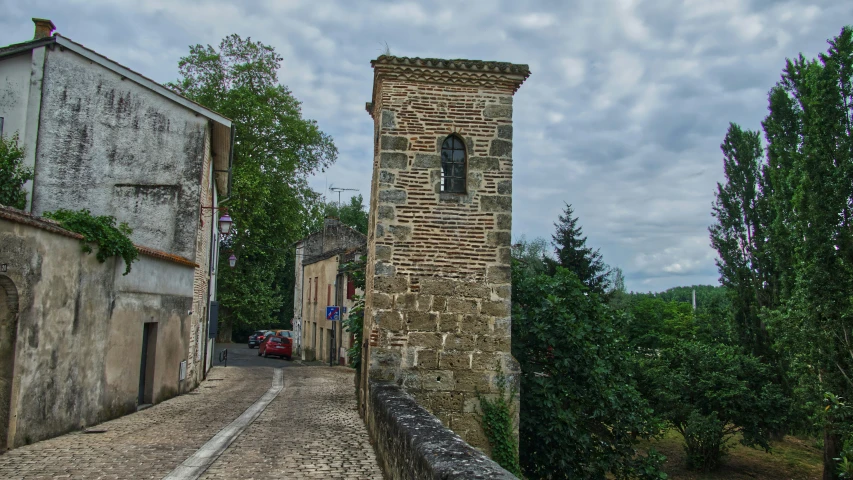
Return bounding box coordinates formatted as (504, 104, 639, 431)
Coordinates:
(367, 380, 517, 480)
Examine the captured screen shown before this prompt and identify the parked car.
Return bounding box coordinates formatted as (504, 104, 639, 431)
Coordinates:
(259, 335, 292, 360)
(273, 329, 293, 339)
(248, 330, 269, 349)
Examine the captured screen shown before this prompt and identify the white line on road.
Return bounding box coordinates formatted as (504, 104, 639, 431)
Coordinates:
(162, 368, 284, 480)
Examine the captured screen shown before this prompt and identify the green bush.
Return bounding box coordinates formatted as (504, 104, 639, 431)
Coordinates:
(0, 134, 33, 210)
(642, 341, 789, 471)
(43, 209, 139, 275)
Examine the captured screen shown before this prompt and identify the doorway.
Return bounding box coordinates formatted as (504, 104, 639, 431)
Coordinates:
(138, 322, 158, 406)
(0, 275, 19, 451)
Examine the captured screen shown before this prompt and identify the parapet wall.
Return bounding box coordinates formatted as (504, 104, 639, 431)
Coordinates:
(367, 380, 517, 480)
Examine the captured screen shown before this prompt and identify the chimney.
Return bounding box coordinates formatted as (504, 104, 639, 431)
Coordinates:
(32, 18, 56, 40)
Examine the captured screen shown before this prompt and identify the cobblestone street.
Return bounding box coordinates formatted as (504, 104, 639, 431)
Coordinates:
(0, 348, 382, 480)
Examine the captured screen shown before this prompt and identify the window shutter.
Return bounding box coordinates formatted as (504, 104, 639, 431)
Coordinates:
(347, 277, 355, 300)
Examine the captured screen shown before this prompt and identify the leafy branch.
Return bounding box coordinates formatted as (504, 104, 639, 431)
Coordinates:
(44, 209, 139, 275)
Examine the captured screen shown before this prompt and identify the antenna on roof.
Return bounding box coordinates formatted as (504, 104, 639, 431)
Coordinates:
(329, 186, 359, 206)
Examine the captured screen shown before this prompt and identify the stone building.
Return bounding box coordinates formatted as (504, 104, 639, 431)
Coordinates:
(360, 56, 529, 451)
(294, 218, 366, 363)
(0, 19, 232, 448)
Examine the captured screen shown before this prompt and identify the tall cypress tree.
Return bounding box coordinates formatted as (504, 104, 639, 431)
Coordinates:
(550, 203, 609, 294)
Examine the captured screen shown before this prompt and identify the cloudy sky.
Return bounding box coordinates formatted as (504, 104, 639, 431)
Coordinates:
(2, 0, 850, 292)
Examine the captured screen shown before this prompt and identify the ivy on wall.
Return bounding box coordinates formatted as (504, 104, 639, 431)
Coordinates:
(479, 369, 522, 477)
(44, 209, 139, 275)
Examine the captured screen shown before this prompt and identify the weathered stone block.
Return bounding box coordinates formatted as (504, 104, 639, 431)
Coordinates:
(454, 371, 493, 393)
(413, 153, 441, 168)
(422, 371, 456, 391)
(375, 261, 396, 277)
(493, 316, 512, 336)
(483, 105, 512, 119)
(380, 152, 408, 169)
(379, 170, 395, 185)
(429, 391, 465, 412)
(420, 278, 456, 296)
(406, 311, 438, 331)
(480, 195, 511, 213)
(487, 231, 511, 247)
(472, 352, 501, 371)
(376, 223, 385, 238)
(381, 110, 396, 129)
(497, 125, 513, 139)
(381, 135, 409, 151)
(416, 349, 439, 369)
(468, 156, 500, 172)
(372, 292, 393, 309)
(375, 244, 393, 261)
(487, 265, 511, 284)
(389, 225, 412, 241)
(374, 276, 408, 293)
(447, 298, 478, 315)
(439, 313, 460, 332)
(432, 295, 448, 312)
(496, 214, 512, 230)
(379, 189, 407, 204)
(489, 139, 513, 157)
(378, 205, 395, 220)
(415, 295, 433, 312)
(408, 332, 443, 349)
(494, 285, 511, 299)
(497, 180, 512, 195)
(463, 314, 492, 335)
(395, 293, 418, 311)
(467, 172, 483, 191)
(450, 412, 491, 452)
(444, 333, 476, 350)
(455, 281, 490, 298)
(497, 247, 511, 264)
(440, 352, 471, 370)
(375, 310, 404, 330)
(475, 335, 510, 352)
(480, 300, 510, 317)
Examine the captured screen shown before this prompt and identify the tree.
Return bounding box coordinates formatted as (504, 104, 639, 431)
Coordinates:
(312, 193, 369, 235)
(512, 263, 665, 479)
(510, 235, 551, 277)
(549, 203, 610, 294)
(642, 341, 788, 471)
(709, 123, 776, 360)
(169, 35, 336, 338)
(0, 134, 32, 210)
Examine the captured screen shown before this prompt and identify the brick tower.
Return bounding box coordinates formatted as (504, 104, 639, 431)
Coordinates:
(361, 56, 529, 450)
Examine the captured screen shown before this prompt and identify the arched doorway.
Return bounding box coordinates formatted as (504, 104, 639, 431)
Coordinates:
(0, 275, 19, 452)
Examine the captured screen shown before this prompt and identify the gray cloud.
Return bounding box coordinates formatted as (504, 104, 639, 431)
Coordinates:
(2, 0, 850, 292)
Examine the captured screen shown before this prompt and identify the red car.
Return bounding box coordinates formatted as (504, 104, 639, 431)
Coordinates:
(258, 335, 292, 360)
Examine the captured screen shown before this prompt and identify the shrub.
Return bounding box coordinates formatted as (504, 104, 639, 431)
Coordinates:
(0, 134, 33, 210)
(43, 209, 139, 275)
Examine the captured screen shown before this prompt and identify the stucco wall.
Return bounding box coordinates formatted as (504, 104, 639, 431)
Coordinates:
(0, 51, 31, 138)
(0, 215, 193, 448)
(30, 46, 207, 260)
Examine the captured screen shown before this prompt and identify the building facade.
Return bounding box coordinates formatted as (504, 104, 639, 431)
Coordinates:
(0, 19, 233, 448)
(360, 56, 529, 451)
(294, 218, 366, 363)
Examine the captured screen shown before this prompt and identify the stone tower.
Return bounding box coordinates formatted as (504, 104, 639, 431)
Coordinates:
(361, 56, 529, 450)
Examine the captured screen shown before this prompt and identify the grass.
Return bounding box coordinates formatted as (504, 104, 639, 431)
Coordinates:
(638, 429, 823, 480)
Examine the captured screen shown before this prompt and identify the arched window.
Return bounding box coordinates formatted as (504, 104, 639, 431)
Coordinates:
(441, 135, 466, 193)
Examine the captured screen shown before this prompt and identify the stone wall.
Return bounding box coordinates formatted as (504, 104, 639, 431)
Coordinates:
(0, 207, 196, 449)
(367, 380, 517, 480)
(361, 57, 529, 451)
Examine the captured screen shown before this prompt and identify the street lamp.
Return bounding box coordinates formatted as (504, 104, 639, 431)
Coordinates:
(218, 214, 233, 235)
(228, 253, 237, 268)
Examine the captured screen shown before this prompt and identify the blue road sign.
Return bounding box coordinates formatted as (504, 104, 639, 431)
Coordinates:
(326, 306, 341, 321)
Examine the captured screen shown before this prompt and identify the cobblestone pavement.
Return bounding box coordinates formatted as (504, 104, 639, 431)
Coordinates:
(0, 366, 383, 480)
(200, 367, 383, 480)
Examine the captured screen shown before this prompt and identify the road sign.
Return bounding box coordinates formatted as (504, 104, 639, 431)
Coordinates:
(326, 306, 341, 321)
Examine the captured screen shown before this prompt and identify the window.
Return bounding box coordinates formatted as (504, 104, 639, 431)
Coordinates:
(307, 278, 312, 304)
(347, 277, 355, 300)
(327, 284, 332, 306)
(441, 134, 467, 193)
(314, 277, 318, 303)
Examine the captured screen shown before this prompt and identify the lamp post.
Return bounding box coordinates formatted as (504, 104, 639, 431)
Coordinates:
(228, 253, 237, 268)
